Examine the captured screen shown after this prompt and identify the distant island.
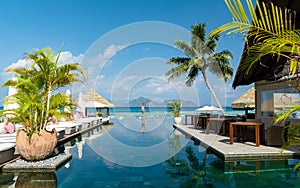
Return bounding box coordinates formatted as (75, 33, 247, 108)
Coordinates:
(113, 96, 198, 107)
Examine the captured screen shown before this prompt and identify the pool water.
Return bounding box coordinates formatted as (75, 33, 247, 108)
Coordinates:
(0, 116, 299, 187)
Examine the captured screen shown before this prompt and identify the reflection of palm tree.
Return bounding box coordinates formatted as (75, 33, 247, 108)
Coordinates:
(166, 146, 207, 187)
(168, 131, 182, 152)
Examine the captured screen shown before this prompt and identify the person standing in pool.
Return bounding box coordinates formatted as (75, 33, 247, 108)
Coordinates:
(141, 103, 146, 134)
(141, 103, 145, 114)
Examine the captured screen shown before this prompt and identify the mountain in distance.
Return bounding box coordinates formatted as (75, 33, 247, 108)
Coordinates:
(113, 96, 198, 107)
(129, 97, 161, 107)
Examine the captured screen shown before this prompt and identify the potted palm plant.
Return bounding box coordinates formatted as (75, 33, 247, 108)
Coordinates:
(168, 100, 182, 124)
(1, 47, 86, 161)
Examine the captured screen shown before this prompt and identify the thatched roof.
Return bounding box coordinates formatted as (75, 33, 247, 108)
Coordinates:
(231, 87, 255, 109)
(80, 89, 115, 108)
(233, 0, 300, 88)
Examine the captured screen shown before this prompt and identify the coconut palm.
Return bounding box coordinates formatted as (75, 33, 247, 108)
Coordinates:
(166, 23, 234, 112)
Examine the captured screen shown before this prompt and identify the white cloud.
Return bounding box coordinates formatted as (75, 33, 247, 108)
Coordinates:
(5, 51, 84, 71)
(6, 58, 32, 70)
(58, 51, 84, 65)
(113, 75, 138, 91)
(90, 44, 126, 66)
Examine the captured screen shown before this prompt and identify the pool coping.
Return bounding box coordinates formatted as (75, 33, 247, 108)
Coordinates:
(173, 124, 300, 161)
(2, 153, 72, 172)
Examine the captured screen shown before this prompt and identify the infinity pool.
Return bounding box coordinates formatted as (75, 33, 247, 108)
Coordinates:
(0, 116, 299, 187)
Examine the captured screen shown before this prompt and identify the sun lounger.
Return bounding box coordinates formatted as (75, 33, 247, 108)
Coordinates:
(57, 122, 82, 133)
(102, 116, 110, 124)
(75, 118, 92, 129)
(46, 126, 66, 139)
(0, 132, 17, 143)
(47, 122, 76, 135)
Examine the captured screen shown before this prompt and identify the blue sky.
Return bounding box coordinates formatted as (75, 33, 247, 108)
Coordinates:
(0, 0, 254, 107)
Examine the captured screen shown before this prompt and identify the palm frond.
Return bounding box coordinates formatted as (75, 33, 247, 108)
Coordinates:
(275, 104, 300, 123)
(210, 0, 300, 78)
(166, 63, 189, 81)
(206, 34, 219, 52)
(210, 0, 296, 38)
(240, 31, 300, 74)
(167, 57, 191, 65)
(175, 40, 196, 57)
(209, 50, 234, 81)
(186, 66, 199, 87)
(190, 23, 206, 42)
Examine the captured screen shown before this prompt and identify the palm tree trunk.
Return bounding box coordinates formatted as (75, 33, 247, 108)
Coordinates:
(42, 87, 52, 129)
(201, 70, 225, 115)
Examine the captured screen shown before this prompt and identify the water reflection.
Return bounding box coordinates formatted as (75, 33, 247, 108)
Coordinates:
(166, 144, 300, 187)
(0, 125, 113, 187)
(0, 172, 15, 187)
(168, 129, 182, 152)
(166, 146, 208, 187)
(15, 172, 57, 188)
(1, 122, 300, 187)
(141, 113, 146, 134)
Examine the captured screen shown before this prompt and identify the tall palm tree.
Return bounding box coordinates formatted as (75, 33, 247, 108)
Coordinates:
(166, 23, 234, 112)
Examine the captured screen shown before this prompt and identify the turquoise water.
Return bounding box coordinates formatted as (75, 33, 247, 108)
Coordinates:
(0, 109, 299, 187)
(109, 106, 247, 119)
(54, 116, 300, 188)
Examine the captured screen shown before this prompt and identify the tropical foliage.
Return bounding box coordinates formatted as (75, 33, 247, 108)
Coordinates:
(168, 100, 181, 117)
(1, 47, 87, 138)
(166, 146, 207, 187)
(166, 23, 233, 112)
(210, 0, 299, 75)
(211, 0, 300, 168)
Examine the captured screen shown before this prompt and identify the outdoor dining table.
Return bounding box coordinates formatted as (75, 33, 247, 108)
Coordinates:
(229, 121, 264, 147)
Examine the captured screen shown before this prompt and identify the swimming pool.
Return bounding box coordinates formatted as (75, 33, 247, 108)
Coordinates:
(0, 116, 299, 187)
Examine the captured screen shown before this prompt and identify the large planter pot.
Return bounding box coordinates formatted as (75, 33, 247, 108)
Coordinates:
(16, 129, 58, 161)
(174, 117, 182, 125)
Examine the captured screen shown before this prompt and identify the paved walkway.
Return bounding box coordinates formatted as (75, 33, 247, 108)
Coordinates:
(174, 124, 300, 161)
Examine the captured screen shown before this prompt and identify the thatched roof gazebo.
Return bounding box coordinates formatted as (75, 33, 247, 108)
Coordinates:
(77, 89, 115, 117)
(231, 87, 255, 116)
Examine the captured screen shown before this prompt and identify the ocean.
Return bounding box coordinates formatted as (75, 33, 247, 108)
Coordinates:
(109, 106, 247, 119)
(0, 106, 246, 119)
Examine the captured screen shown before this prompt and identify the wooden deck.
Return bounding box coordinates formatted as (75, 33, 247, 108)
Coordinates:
(174, 124, 300, 161)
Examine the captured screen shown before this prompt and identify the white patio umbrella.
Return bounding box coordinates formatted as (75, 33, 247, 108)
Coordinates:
(196, 105, 223, 112)
(196, 105, 224, 116)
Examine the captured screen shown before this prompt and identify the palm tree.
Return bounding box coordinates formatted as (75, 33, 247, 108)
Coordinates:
(2, 47, 87, 137)
(166, 23, 234, 112)
(25, 48, 87, 129)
